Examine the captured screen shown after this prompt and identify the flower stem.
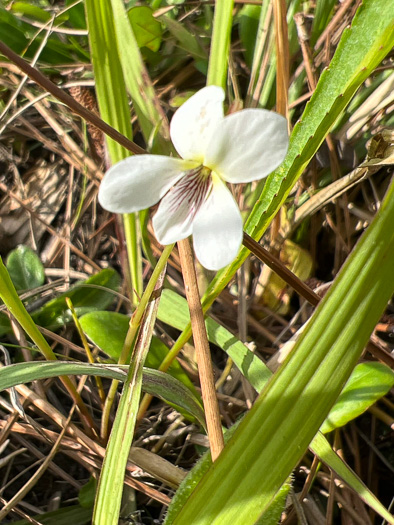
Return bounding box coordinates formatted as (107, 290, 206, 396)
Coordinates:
(123, 213, 143, 307)
(177, 238, 224, 461)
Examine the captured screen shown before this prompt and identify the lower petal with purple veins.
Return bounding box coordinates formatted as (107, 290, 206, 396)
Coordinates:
(192, 174, 243, 270)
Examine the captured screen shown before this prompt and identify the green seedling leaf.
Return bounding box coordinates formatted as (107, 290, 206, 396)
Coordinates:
(321, 362, 394, 434)
(79, 310, 196, 393)
(32, 269, 120, 330)
(160, 16, 208, 60)
(0, 361, 205, 428)
(78, 478, 97, 509)
(6, 245, 45, 292)
(128, 6, 162, 52)
(79, 311, 130, 360)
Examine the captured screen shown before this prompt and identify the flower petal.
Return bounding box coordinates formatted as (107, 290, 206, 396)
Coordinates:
(98, 155, 197, 214)
(192, 176, 243, 270)
(170, 86, 225, 163)
(152, 185, 195, 245)
(203, 109, 289, 183)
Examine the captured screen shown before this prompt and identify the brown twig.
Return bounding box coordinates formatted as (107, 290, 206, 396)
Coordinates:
(0, 40, 146, 156)
(242, 233, 320, 307)
(177, 238, 224, 461)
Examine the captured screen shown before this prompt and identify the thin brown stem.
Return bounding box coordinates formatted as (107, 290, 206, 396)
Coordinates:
(242, 233, 320, 307)
(0, 40, 145, 156)
(177, 238, 224, 461)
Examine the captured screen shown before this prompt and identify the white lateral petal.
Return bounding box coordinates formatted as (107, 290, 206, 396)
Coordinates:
(170, 86, 225, 163)
(192, 176, 243, 271)
(98, 155, 197, 214)
(152, 184, 195, 245)
(204, 109, 289, 183)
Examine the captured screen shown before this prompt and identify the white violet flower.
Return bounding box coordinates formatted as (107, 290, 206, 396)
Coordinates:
(98, 86, 289, 270)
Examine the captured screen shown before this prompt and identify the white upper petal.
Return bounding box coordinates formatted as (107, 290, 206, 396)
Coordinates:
(98, 155, 197, 214)
(203, 109, 289, 183)
(192, 176, 243, 270)
(170, 86, 225, 163)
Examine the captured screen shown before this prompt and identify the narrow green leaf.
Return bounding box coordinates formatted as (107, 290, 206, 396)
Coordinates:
(10, 2, 52, 22)
(238, 6, 261, 66)
(160, 15, 208, 61)
(0, 361, 204, 428)
(158, 289, 272, 392)
(6, 245, 45, 292)
(93, 269, 165, 524)
(85, 0, 143, 301)
(310, 432, 394, 524)
(85, 0, 133, 162)
(110, 0, 171, 150)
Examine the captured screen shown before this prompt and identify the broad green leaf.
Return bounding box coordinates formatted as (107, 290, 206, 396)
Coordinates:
(6, 245, 45, 291)
(0, 361, 205, 428)
(158, 289, 272, 392)
(128, 6, 162, 52)
(165, 417, 291, 525)
(321, 362, 394, 434)
(32, 269, 120, 330)
(79, 310, 196, 392)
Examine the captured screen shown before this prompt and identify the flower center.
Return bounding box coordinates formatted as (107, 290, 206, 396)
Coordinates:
(167, 165, 212, 218)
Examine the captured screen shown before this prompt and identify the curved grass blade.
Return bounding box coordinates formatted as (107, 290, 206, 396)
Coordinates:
(0, 361, 205, 428)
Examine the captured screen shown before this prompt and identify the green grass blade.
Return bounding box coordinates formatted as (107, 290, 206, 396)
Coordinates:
(109, 0, 171, 152)
(207, 0, 234, 89)
(310, 433, 394, 524)
(170, 178, 394, 524)
(85, 0, 142, 303)
(0, 258, 56, 361)
(85, 0, 133, 162)
(0, 361, 205, 427)
(93, 268, 166, 525)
